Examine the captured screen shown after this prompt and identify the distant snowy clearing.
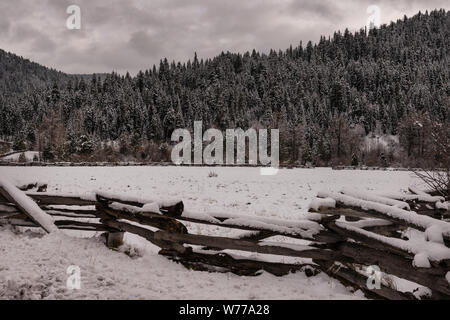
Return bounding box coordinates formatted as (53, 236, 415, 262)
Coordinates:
(0, 151, 39, 162)
(0, 166, 422, 299)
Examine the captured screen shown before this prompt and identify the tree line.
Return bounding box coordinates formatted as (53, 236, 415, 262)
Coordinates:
(0, 9, 448, 166)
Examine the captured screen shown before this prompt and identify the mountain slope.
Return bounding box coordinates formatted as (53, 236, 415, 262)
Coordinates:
(0, 49, 71, 97)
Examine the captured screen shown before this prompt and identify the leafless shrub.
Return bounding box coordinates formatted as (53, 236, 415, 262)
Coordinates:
(411, 118, 449, 199)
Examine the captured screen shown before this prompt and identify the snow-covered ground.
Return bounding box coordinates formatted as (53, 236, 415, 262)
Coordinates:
(0, 166, 422, 300)
(0, 151, 39, 162)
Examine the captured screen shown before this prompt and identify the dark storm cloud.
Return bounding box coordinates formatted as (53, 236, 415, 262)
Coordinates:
(0, 0, 448, 74)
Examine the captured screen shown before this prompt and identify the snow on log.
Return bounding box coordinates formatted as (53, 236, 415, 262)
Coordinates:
(338, 218, 393, 229)
(425, 225, 444, 244)
(95, 190, 181, 208)
(96, 196, 331, 242)
(0, 178, 59, 233)
(378, 191, 444, 203)
(308, 197, 336, 211)
(95, 190, 184, 217)
(181, 210, 324, 241)
(104, 201, 335, 242)
(413, 253, 431, 268)
(436, 201, 449, 211)
(317, 190, 450, 239)
(340, 187, 410, 210)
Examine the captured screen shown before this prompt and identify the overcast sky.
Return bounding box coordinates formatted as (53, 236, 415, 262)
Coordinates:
(0, 0, 448, 75)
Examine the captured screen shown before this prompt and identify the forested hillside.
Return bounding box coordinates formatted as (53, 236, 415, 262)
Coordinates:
(0, 9, 448, 166)
(0, 49, 70, 96)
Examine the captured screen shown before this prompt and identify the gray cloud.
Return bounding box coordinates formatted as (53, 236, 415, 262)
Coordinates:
(0, 0, 447, 74)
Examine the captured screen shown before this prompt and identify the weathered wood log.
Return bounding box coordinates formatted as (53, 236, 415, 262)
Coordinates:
(162, 249, 320, 277)
(154, 230, 344, 261)
(100, 218, 188, 253)
(329, 203, 450, 246)
(173, 213, 342, 244)
(0, 217, 113, 232)
(363, 224, 406, 238)
(0, 185, 57, 233)
(96, 194, 184, 217)
(312, 259, 417, 300)
(45, 211, 97, 219)
(159, 201, 184, 217)
(24, 194, 96, 206)
(410, 202, 450, 220)
(237, 230, 276, 241)
(41, 206, 97, 215)
(324, 221, 411, 258)
(0, 193, 8, 203)
(54, 220, 116, 232)
(326, 221, 450, 271)
(201, 231, 277, 251)
(106, 231, 124, 249)
(336, 241, 450, 298)
(0, 211, 24, 219)
(96, 203, 188, 234)
(0, 217, 37, 227)
(2, 203, 97, 219)
(315, 207, 378, 220)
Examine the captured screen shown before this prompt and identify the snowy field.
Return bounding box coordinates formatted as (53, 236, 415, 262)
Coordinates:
(0, 166, 422, 300)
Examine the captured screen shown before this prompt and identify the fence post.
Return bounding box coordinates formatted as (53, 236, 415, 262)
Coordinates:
(106, 231, 124, 249)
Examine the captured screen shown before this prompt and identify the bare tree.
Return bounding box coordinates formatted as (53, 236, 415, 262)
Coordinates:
(412, 118, 449, 199)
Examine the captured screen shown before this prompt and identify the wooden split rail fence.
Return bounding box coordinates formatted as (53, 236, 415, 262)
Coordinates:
(0, 180, 449, 300)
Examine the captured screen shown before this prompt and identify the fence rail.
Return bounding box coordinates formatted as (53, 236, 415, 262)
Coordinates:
(0, 180, 449, 300)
